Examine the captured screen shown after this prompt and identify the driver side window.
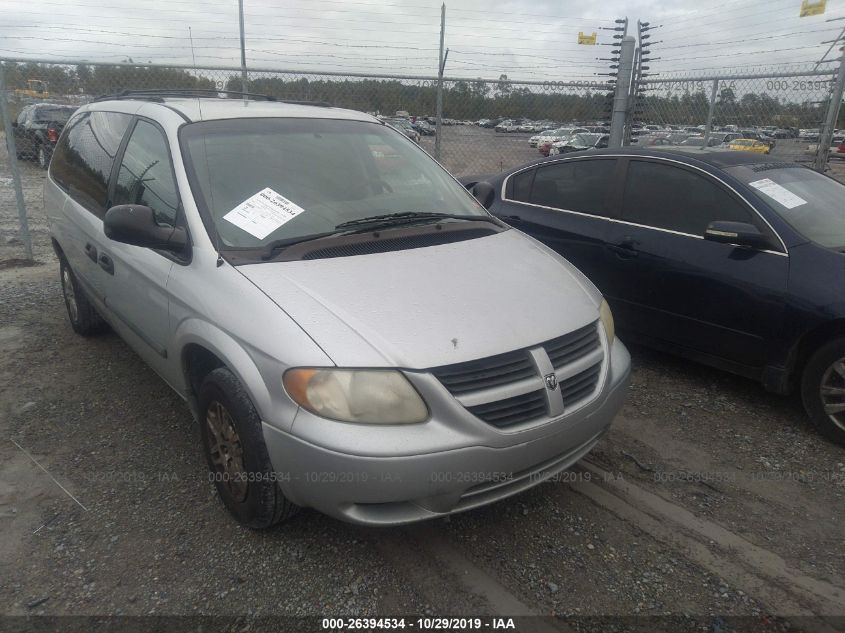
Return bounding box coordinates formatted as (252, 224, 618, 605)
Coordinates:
(113, 120, 180, 227)
(622, 160, 751, 235)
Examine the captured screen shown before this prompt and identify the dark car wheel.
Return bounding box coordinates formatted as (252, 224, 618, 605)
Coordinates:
(199, 367, 299, 528)
(60, 257, 108, 336)
(801, 337, 845, 446)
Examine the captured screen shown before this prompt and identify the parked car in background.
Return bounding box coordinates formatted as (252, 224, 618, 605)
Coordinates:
(495, 119, 514, 133)
(537, 127, 589, 156)
(462, 148, 845, 446)
(414, 120, 436, 136)
(386, 119, 420, 143)
(741, 130, 776, 149)
(728, 138, 771, 154)
(13, 103, 77, 169)
(549, 133, 609, 155)
(46, 92, 630, 526)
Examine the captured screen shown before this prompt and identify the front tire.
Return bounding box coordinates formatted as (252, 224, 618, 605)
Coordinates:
(60, 258, 107, 336)
(199, 367, 299, 528)
(801, 337, 845, 446)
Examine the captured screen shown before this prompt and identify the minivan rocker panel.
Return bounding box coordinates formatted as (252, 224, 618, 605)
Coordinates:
(239, 230, 600, 369)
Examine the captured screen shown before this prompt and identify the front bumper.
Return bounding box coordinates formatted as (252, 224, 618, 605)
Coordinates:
(262, 339, 631, 525)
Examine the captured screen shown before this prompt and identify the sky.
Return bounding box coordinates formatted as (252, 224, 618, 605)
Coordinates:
(1, 0, 844, 81)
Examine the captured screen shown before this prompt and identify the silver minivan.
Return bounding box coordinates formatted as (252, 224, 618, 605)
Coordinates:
(45, 91, 630, 527)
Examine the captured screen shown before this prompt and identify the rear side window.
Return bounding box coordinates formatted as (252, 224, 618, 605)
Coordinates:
(511, 169, 534, 202)
(113, 120, 180, 227)
(50, 111, 132, 216)
(528, 159, 617, 217)
(622, 160, 751, 235)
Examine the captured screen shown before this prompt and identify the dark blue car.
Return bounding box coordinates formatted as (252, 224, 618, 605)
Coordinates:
(466, 148, 845, 445)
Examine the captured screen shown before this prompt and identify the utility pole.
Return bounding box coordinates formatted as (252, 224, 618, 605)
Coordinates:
(238, 0, 248, 100)
(435, 3, 446, 160)
(816, 52, 845, 171)
(0, 64, 33, 260)
(188, 27, 197, 67)
(609, 35, 635, 148)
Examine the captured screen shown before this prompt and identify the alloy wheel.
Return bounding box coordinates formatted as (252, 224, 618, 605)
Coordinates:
(205, 400, 248, 502)
(61, 267, 78, 323)
(820, 357, 845, 432)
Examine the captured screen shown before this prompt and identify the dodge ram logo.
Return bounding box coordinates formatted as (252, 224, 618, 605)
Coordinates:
(544, 373, 558, 390)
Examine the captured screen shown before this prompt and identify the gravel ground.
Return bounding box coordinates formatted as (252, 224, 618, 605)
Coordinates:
(1, 129, 844, 633)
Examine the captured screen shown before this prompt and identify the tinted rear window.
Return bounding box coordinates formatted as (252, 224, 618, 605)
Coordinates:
(34, 107, 75, 123)
(50, 111, 132, 215)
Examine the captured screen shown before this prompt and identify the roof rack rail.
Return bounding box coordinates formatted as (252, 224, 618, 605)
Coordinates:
(92, 89, 332, 107)
(93, 89, 276, 102)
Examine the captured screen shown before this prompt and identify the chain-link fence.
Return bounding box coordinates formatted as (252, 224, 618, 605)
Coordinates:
(0, 58, 618, 259)
(628, 68, 841, 164)
(2, 56, 844, 262)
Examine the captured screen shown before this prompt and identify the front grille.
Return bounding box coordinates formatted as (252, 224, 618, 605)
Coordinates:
(466, 390, 547, 428)
(432, 321, 603, 430)
(560, 362, 602, 407)
(543, 322, 600, 369)
(431, 348, 536, 395)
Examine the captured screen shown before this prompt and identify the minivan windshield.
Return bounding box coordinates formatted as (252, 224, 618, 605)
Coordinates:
(726, 164, 845, 249)
(180, 117, 484, 248)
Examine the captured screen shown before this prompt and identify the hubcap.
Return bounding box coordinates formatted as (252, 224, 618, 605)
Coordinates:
(61, 267, 78, 323)
(820, 357, 845, 432)
(205, 400, 248, 502)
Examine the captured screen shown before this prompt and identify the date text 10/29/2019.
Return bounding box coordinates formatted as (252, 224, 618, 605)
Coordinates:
(321, 617, 517, 630)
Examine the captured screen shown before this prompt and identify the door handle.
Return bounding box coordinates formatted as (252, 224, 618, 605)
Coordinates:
(607, 238, 639, 259)
(84, 242, 98, 263)
(98, 252, 114, 275)
(502, 214, 523, 222)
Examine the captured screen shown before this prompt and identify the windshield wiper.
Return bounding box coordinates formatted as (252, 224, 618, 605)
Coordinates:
(259, 230, 343, 260)
(334, 211, 499, 232)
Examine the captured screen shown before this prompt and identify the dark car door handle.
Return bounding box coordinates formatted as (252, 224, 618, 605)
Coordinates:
(502, 214, 523, 222)
(98, 252, 114, 275)
(607, 239, 639, 259)
(84, 242, 98, 263)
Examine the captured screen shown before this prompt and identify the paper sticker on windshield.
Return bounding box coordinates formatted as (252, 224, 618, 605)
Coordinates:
(748, 178, 807, 209)
(223, 188, 305, 239)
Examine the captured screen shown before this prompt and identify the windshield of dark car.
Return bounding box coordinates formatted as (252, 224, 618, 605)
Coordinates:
(181, 117, 484, 248)
(726, 164, 845, 249)
(34, 107, 74, 123)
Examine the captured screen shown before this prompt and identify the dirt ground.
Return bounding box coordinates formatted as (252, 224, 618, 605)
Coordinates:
(1, 131, 844, 633)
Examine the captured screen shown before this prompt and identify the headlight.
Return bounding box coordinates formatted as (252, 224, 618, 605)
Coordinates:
(600, 299, 615, 344)
(283, 369, 428, 424)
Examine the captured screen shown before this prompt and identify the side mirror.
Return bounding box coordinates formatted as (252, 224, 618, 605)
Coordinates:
(704, 221, 769, 249)
(104, 205, 188, 252)
(470, 181, 496, 209)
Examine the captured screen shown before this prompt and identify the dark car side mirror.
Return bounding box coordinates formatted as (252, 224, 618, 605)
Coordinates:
(471, 181, 496, 209)
(704, 221, 770, 249)
(104, 205, 188, 252)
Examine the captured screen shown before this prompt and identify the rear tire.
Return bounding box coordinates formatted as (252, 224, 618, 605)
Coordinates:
(60, 257, 107, 336)
(800, 337, 845, 446)
(199, 367, 299, 528)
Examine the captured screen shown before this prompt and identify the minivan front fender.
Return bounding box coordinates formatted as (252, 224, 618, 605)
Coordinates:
(173, 319, 320, 433)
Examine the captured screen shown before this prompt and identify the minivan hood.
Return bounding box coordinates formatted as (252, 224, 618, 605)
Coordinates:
(238, 230, 600, 369)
